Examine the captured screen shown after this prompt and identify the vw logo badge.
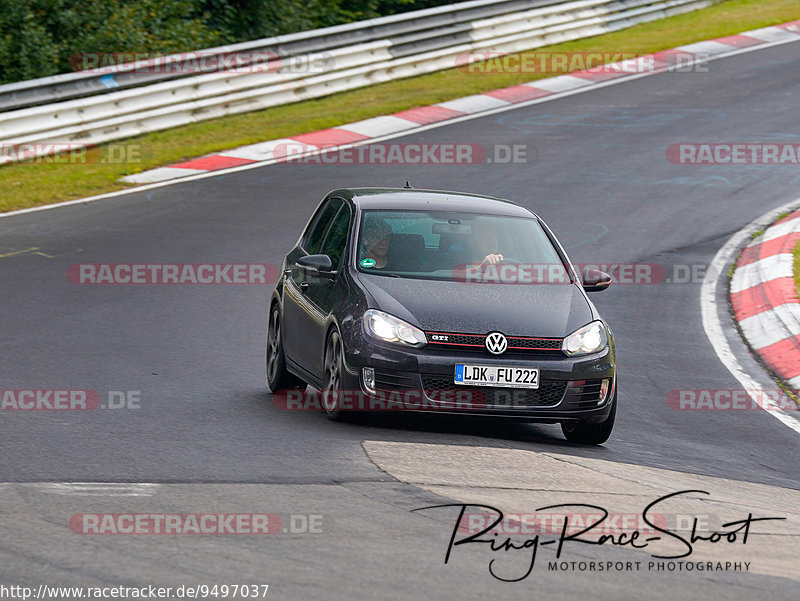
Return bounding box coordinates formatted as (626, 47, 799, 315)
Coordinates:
(485, 332, 508, 355)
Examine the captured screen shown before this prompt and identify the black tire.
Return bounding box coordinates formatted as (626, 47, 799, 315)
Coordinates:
(321, 329, 347, 421)
(266, 304, 306, 393)
(561, 388, 616, 445)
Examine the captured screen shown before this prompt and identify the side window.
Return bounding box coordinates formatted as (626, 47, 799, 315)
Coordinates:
(319, 203, 352, 269)
(303, 197, 343, 254)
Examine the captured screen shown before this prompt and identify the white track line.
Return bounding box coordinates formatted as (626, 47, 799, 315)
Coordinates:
(21, 482, 160, 496)
(701, 196, 800, 436)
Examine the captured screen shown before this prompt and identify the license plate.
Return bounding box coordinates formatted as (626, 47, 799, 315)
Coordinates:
(454, 364, 539, 389)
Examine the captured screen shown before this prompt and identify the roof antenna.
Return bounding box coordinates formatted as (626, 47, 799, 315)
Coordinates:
(404, 180, 413, 189)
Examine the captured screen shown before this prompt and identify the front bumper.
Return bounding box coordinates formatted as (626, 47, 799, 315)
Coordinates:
(339, 336, 616, 422)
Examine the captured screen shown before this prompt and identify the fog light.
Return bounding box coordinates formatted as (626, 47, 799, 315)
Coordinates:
(363, 367, 376, 394)
(598, 378, 611, 405)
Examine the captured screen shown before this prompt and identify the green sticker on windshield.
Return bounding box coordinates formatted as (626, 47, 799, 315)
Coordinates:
(360, 258, 376, 268)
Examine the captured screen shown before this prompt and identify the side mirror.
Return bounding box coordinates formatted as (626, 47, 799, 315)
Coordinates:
(296, 254, 336, 279)
(582, 268, 612, 292)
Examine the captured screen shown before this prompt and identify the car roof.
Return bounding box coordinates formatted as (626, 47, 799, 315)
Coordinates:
(329, 187, 537, 218)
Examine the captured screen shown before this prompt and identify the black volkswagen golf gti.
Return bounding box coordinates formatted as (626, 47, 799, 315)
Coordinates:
(267, 187, 617, 444)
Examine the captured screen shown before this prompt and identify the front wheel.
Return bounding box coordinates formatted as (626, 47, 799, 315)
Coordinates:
(561, 389, 616, 445)
(266, 304, 306, 393)
(322, 329, 347, 421)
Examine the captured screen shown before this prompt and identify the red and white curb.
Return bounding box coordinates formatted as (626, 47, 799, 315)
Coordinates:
(121, 20, 800, 185)
(731, 211, 800, 390)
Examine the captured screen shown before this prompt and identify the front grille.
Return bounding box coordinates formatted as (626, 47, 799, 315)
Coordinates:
(425, 331, 563, 354)
(429, 333, 485, 346)
(421, 374, 567, 407)
(508, 337, 562, 351)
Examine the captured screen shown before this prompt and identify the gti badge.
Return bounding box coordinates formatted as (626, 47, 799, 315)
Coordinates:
(485, 332, 508, 355)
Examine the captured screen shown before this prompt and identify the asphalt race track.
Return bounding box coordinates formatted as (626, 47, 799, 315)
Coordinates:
(1, 41, 800, 600)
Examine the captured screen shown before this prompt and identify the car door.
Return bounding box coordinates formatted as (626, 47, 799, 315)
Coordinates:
(302, 202, 352, 376)
(283, 197, 352, 378)
(282, 196, 343, 369)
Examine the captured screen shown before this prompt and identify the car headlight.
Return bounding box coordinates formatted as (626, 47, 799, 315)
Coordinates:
(363, 309, 427, 348)
(562, 320, 608, 356)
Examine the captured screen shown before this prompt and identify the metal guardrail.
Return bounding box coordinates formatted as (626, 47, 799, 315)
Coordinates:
(0, 0, 710, 164)
(0, 0, 559, 113)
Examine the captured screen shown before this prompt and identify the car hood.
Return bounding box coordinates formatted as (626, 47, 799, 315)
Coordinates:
(358, 274, 594, 337)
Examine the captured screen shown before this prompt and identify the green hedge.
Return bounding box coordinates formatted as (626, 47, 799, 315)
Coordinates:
(0, 0, 452, 84)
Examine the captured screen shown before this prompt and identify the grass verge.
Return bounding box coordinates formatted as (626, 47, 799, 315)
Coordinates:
(2, 0, 800, 213)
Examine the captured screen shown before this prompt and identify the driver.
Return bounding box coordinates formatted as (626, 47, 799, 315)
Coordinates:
(360, 217, 393, 269)
(436, 218, 507, 275)
(470, 220, 504, 266)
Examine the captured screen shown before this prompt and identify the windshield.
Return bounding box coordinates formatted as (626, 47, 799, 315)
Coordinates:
(355, 210, 570, 284)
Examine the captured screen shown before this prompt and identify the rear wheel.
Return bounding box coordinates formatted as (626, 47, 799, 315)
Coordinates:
(266, 304, 306, 393)
(322, 329, 347, 421)
(561, 388, 616, 445)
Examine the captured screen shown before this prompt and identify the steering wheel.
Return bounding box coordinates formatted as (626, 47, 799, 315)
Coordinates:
(476, 257, 520, 281)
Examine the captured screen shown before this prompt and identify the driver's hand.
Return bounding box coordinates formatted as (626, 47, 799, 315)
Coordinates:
(481, 253, 504, 265)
